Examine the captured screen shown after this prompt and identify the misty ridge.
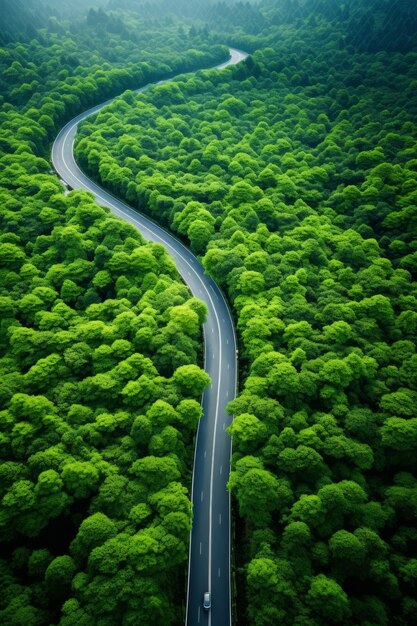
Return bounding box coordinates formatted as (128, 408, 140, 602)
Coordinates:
(1, 0, 417, 52)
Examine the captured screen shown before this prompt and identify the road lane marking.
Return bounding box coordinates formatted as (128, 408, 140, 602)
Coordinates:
(198, 606, 201, 623)
(220, 465, 222, 475)
(204, 450, 206, 458)
(219, 514, 222, 525)
(201, 491, 204, 502)
(218, 568, 221, 577)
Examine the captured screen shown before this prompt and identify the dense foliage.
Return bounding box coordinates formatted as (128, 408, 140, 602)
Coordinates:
(2, 0, 417, 624)
(0, 0, 109, 43)
(0, 12, 227, 123)
(261, 0, 417, 53)
(107, 0, 417, 53)
(75, 5, 417, 625)
(0, 0, 49, 43)
(0, 184, 209, 625)
(0, 8, 221, 626)
(107, 0, 267, 36)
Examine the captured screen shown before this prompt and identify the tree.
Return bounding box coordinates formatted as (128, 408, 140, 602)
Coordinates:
(227, 181, 263, 207)
(71, 513, 117, 563)
(247, 556, 278, 591)
(169, 304, 200, 335)
(172, 364, 210, 397)
(229, 466, 292, 527)
(0, 243, 26, 268)
(121, 375, 157, 409)
(228, 413, 268, 454)
(129, 456, 181, 493)
(329, 529, 366, 575)
(130, 414, 152, 445)
(281, 521, 312, 555)
(176, 399, 202, 431)
(278, 446, 327, 482)
(267, 361, 300, 398)
(238, 271, 265, 295)
(307, 574, 351, 623)
(320, 358, 354, 388)
(289, 495, 326, 530)
(45, 555, 76, 599)
(62, 462, 100, 499)
(380, 390, 417, 418)
(187, 220, 214, 254)
(380, 418, 417, 453)
(148, 481, 191, 519)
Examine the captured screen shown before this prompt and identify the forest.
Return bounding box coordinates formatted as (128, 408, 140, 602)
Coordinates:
(1, 0, 417, 625)
(0, 4, 218, 625)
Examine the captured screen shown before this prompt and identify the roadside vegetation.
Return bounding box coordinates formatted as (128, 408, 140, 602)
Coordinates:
(75, 2, 417, 624)
(1, 0, 417, 625)
(0, 6, 217, 625)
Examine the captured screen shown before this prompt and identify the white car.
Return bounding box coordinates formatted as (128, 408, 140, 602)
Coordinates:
(203, 592, 211, 610)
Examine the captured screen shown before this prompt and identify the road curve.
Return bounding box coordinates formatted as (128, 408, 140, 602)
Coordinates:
(51, 47, 248, 626)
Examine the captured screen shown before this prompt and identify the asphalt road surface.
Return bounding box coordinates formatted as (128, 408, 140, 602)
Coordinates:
(51, 47, 248, 626)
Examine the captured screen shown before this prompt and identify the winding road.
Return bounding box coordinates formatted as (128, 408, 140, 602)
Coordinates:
(51, 47, 248, 626)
